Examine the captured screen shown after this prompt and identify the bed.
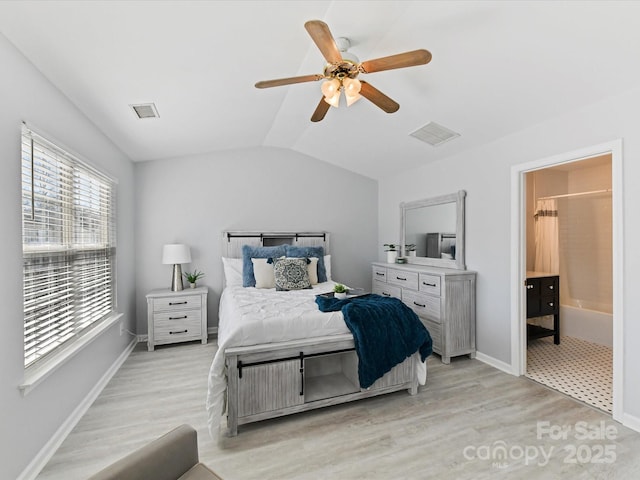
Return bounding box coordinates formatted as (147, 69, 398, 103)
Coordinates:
(206, 231, 429, 437)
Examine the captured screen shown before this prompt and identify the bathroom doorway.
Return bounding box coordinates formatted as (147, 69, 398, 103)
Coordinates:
(524, 154, 613, 413)
(509, 139, 623, 422)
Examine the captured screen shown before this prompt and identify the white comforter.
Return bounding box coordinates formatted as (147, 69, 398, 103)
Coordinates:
(206, 282, 349, 435)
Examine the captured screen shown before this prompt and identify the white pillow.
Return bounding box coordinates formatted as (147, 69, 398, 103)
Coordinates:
(307, 257, 319, 285)
(252, 258, 276, 289)
(324, 254, 332, 281)
(221, 257, 243, 287)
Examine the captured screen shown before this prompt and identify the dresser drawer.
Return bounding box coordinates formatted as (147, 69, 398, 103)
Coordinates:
(402, 290, 441, 323)
(419, 274, 441, 296)
(153, 294, 202, 312)
(372, 266, 387, 283)
(387, 268, 419, 290)
(372, 280, 401, 299)
(153, 311, 202, 342)
(421, 317, 442, 353)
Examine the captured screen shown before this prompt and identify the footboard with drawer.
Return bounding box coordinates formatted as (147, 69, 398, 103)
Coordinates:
(225, 334, 417, 436)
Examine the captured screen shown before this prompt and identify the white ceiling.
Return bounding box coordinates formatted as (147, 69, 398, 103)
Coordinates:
(1, 1, 639, 179)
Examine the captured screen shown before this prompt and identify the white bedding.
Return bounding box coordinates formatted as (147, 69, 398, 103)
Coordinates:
(206, 281, 349, 435)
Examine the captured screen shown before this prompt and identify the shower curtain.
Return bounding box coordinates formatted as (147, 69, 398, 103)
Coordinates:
(534, 199, 559, 273)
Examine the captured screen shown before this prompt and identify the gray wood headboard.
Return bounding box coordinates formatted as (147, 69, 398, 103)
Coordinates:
(222, 231, 330, 258)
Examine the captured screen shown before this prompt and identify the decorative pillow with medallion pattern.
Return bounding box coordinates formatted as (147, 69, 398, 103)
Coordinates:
(273, 257, 312, 291)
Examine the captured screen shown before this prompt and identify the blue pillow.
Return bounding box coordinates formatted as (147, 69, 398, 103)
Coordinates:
(284, 245, 327, 282)
(241, 245, 287, 287)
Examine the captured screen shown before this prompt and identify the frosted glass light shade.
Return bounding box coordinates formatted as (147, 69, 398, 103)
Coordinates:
(320, 78, 340, 97)
(324, 91, 341, 108)
(162, 244, 191, 264)
(345, 92, 361, 106)
(342, 77, 361, 95)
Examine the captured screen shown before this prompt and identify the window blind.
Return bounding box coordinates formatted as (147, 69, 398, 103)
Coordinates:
(21, 125, 117, 368)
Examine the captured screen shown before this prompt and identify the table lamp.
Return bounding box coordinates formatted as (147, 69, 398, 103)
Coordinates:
(162, 244, 191, 291)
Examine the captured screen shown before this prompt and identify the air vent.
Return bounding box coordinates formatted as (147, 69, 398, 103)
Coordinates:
(130, 103, 160, 119)
(409, 122, 460, 146)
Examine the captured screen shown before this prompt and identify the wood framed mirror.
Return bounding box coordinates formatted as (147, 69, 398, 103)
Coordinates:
(400, 190, 466, 270)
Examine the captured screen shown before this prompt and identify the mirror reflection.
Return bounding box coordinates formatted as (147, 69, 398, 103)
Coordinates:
(400, 190, 466, 270)
(404, 202, 457, 259)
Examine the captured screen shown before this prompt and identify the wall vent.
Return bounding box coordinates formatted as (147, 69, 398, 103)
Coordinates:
(409, 122, 460, 146)
(130, 103, 160, 119)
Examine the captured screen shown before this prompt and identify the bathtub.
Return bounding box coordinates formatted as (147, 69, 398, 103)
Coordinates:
(560, 304, 612, 347)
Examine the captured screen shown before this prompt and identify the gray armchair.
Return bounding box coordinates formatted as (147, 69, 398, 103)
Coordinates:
(88, 424, 222, 480)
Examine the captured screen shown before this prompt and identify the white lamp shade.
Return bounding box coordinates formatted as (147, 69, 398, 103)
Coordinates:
(324, 91, 341, 108)
(342, 77, 361, 95)
(162, 244, 191, 264)
(345, 91, 361, 106)
(320, 78, 340, 97)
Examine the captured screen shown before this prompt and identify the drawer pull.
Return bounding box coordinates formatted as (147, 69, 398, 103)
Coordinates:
(169, 301, 187, 306)
(169, 329, 188, 334)
(422, 282, 436, 287)
(376, 272, 385, 276)
(169, 315, 188, 320)
(548, 285, 554, 290)
(396, 276, 407, 281)
(382, 292, 391, 297)
(527, 285, 534, 290)
(548, 302, 554, 307)
(413, 301, 426, 308)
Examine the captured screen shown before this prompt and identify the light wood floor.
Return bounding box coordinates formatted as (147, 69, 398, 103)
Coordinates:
(37, 341, 640, 480)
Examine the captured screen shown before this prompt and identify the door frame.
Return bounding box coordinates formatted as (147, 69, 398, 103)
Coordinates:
(509, 139, 623, 422)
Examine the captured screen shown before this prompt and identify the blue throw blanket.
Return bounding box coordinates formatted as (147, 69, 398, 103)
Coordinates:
(315, 294, 432, 389)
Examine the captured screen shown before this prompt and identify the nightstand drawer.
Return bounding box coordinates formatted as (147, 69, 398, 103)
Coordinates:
(153, 313, 202, 342)
(153, 294, 202, 312)
(372, 266, 387, 282)
(402, 290, 441, 322)
(387, 268, 419, 290)
(372, 280, 401, 299)
(419, 274, 441, 296)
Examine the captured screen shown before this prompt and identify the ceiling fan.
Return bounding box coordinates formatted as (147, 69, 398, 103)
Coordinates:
(255, 20, 432, 122)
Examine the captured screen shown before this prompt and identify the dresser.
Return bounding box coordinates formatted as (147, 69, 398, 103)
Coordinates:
(146, 287, 208, 351)
(526, 272, 560, 344)
(372, 262, 476, 364)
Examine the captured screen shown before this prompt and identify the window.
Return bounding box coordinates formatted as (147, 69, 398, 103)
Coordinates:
(21, 124, 117, 369)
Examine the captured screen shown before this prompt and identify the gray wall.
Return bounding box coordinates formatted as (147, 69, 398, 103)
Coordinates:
(0, 33, 136, 479)
(379, 84, 640, 422)
(134, 147, 378, 334)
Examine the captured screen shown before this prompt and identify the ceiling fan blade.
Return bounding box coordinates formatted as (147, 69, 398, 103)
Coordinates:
(304, 20, 343, 64)
(359, 49, 432, 74)
(255, 74, 324, 89)
(359, 81, 400, 113)
(311, 97, 330, 122)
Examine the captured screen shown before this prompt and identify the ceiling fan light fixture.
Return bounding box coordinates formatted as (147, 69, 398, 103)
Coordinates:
(255, 20, 432, 121)
(342, 77, 361, 95)
(343, 77, 362, 106)
(345, 91, 361, 107)
(321, 78, 340, 98)
(324, 90, 341, 108)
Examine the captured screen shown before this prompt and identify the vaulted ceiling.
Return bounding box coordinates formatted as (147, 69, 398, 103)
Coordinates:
(1, 1, 639, 179)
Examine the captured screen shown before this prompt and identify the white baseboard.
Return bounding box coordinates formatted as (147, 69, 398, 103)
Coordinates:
(475, 351, 518, 376)
(17, 337, 137, 480)
(622, 412, 640, 434)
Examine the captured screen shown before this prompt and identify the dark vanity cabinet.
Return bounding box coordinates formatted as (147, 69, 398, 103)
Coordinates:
(526, 273, 560, 344)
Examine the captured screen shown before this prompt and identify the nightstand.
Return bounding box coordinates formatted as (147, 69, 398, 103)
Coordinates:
(146, 287, 208, 351)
